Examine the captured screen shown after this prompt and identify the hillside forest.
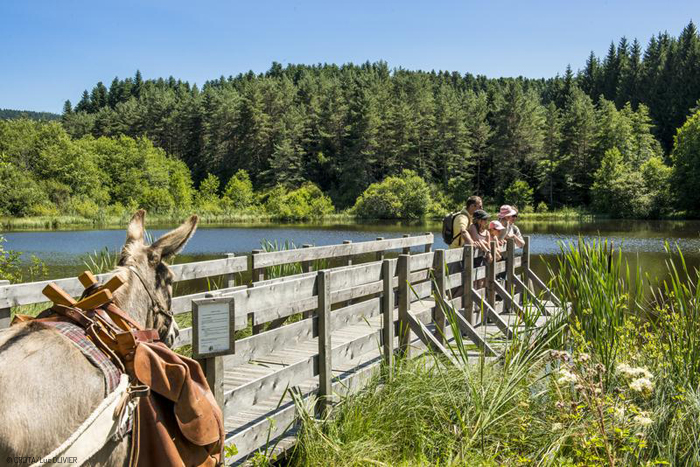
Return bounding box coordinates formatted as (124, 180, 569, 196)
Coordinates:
(2, 22, 700, 220)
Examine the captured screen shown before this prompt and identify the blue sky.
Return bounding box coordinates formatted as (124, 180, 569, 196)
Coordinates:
(0, 1, 696, 113)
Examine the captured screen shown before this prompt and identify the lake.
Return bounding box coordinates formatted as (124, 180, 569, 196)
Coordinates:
(2, 219, 699, 288)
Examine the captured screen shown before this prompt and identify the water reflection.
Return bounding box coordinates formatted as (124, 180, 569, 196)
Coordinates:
(2, 220, 699, 285)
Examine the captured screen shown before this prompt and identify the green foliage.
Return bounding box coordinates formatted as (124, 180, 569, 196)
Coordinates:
(263, 183, 334, 221)
(536, 201, 549, 213)
(671, 110, 700, 213)
(223, 170, 254, 209)
(591, 148, 671, 218)
(503, 179, 534, 211)
(353, 170, 432, 219)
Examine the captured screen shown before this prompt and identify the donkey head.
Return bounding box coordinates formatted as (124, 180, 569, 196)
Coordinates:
(113, 210, 198, 347)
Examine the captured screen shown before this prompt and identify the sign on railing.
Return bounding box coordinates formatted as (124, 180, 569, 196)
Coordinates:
(192, 297, 236, 359)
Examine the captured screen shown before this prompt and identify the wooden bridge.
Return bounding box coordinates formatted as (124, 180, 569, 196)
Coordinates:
(0, 233, 563, 465)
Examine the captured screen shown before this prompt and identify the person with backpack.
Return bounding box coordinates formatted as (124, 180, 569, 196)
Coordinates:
(442, 196, 482, 302)
(443, 196, 482, 249)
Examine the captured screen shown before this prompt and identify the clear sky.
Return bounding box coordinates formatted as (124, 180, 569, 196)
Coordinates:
(1, 0, 696, 113)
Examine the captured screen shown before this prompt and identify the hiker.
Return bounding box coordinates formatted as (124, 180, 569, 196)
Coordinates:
(497, 205, 525, 248)
(489, 220, 506, 249)
(448, 196, 483, 249)
(468, 209, 500, 266)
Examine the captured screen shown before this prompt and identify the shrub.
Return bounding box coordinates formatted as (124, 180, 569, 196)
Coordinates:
(536, 201, 549, 213)
(223, 170, 254, 209)
(592, 148, 654, 218)
(195, 173, 221, 209)
(264, 183, 334, 220)
(503, 179, 534, 212)
(0, 160, 49, 216)
(353, 170, 432, 219)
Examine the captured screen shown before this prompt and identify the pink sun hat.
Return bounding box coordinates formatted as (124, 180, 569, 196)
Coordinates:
(498, 205, 517, 218)
(489, 220, 505, 231)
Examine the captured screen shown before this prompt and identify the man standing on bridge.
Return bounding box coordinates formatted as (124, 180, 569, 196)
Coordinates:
(449, 196, 483, 249)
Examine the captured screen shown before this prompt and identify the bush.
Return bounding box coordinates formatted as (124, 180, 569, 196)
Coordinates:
(353, 170, 432, 219)
(264, 183, 334, 220)
(0, 160, 49, 216)
(536, 201, 549, 213)
(223, 170, 254, 210)
(503, 179, 534, 211)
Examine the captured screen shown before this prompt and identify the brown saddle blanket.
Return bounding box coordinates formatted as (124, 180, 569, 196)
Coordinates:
(132, 341, 224, 467)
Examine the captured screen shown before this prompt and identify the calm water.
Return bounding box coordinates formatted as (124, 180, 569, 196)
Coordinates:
(2, 219, 700, 285)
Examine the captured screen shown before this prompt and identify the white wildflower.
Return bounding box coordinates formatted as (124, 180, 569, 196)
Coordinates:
(614, 406, 626, 420)
(633, 413, 653, 428)
(618, 364, 653, 381)
(556, 368, 578, 385)
(552, 423, 564, 431)
(629, 377, 654, 396)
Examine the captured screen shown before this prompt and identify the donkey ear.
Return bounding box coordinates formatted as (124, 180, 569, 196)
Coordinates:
(125, 209, 146, 246)
(148, 215, 198, 263)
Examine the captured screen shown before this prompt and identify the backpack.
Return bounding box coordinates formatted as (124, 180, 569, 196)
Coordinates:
(441, 211, 462, 244)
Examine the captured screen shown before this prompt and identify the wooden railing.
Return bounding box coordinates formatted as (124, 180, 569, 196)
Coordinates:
(189, 236, 559, 463)
(0, 233, 435, 336)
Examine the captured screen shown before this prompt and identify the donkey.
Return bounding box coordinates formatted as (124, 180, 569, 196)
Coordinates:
(0, 210, 198, 465)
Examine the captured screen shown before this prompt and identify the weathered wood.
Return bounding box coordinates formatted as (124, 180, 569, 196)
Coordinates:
(223, 298, 381, 368)
(423, 232, 433, 252)
(449, 308, 497, 356)
(251, 234, 434, 269)
(494, 281, 526, 318)
(250, 249, 265, 335)
(506, 239, 515, 313)
(471, 288, 513, 339)
(527, 269, 562, 307)
(375, 237, 385, 262)
(225, 253, 237, 288)
(433, 249, 447, 345)
(402, 234, 411, 255)
(397, 254, 411, 357)
(301, 244, 314, 320)
(199, 356, 224, 409)
(513, 275, 548, 312)
(342, 240, 353, 267)
(381, 260, 395, 368)
(409, 251, 434, 271)
(405, 311, 459, 367)
(0, 280, 10, 329)
(317, 270, 332, 416)
(462, 245, 474, 325)
(522, 236, 532, 291)
(42, 283, 77, 306)
(172, 285, 248, 317)
(486, 241, 497, 310)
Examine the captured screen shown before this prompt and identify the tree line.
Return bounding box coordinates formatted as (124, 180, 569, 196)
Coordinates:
(4, 22, 700, 218)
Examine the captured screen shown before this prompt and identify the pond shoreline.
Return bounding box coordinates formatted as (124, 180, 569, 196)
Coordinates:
(1, 208, 695, 232)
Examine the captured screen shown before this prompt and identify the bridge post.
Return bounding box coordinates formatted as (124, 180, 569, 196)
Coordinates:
(302, 244, 314, 319)
(250, 249, 264, 334)
(522, 236, 533, 291)
(486, 241, 497, 312)
(375, 237, 385, 262)
(462, 245, 474, 325)
(397, 254, 412, 358)
(402, 234, 411, 255)
(225, 253, 237, 288)
(381, 260, 395, 369)
(342, 240, 353, 266)
(199, 356, 224, 409)
(0, 280, 9, 329)
(424, 232, 433, 252)
(317, 270, 332, 417)
(506, 239, 515, 313)
(433, 249, 446, 345)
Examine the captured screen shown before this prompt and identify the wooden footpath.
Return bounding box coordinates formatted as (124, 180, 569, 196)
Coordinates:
(0, 233, 563, 465)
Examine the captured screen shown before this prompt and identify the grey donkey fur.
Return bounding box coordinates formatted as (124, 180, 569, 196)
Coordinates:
(0, 210, 198, 466)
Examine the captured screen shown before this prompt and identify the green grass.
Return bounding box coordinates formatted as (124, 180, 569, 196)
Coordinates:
(275, 242, 700, 466)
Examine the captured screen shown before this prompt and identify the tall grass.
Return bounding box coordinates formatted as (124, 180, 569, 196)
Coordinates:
(283, 240, 700, 466)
